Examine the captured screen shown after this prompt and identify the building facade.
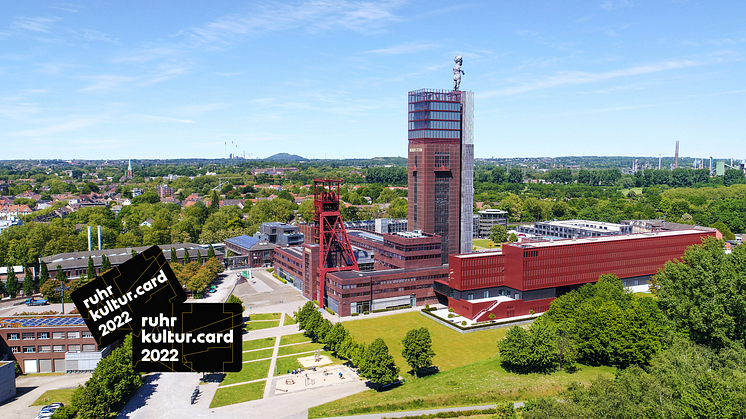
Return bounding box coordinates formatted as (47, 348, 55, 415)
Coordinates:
(224, 235, 277, 267)
(477, 209, 508, 237)
(0, 316, 106, 374)
(516, 219, 633, 239)
(407, 89, 474, 262)
(438, 229, 719, 321)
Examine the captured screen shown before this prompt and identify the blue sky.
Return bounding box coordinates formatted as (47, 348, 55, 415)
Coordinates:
(1, 1, 744, 160)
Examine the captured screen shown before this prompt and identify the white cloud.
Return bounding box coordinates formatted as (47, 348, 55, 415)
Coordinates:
(79, 75, 137, 92)
(9, 118, 99, 137)
(366, 42, 438, 55)
(178, 0, 404, 45)
(481, 59, 702, 98)
(11, 16, 61, 33)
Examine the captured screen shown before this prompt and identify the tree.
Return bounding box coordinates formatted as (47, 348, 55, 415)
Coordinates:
(653, 238, 746, 350)
(709, 221, 736, 241)
(131, 249, 138, 258)
(39, 261, 49, 288)
(6, 266, 19, 298)
(227, 294, 245, 313)
(507, 233, 518, 243)
(207, 244, 216, 259)
(489, 225, 508, 243)
(0, 280, 5, 297)
(170, 248, 178, 264)
(324, 322, 349, 355)
(210, 190, 221, 213)
(100, 254, 111, 272)
(498, 322, 559, 374)
(361, 338, 400, 385)
(87, 256, 96, 279)
(401, 327, 436, 377)
(23, 267, 34, 296)
(196, 250, 203, 265)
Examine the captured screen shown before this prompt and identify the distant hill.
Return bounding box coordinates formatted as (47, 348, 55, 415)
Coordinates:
(264, 153, 306, 161)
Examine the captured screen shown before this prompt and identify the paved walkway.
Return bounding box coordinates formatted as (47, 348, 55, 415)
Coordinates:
(263, 313, 284, 398)
(0, 372, 92, 419)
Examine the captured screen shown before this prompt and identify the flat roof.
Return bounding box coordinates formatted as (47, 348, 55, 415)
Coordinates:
(1, 316, 87, 329)
(348, 230, 383, 243)
(512, 229, 711, 249)
(329, 264, 448, 280)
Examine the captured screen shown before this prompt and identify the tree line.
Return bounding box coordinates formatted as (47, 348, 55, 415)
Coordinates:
(294, 302, 436, 384)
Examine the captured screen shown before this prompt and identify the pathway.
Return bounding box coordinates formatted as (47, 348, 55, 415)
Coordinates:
(263, 312, 284, 398)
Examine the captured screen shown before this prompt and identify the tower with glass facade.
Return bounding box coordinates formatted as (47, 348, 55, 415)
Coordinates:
(407, 89, 474, 263)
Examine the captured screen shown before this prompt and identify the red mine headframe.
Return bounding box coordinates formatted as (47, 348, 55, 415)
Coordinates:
(312, 179, 359, 307)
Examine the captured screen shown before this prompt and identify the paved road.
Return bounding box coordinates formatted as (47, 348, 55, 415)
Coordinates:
(0, 372, 91, 419)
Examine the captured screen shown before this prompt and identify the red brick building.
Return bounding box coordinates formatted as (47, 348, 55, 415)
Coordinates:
(439, 228, 720, 321)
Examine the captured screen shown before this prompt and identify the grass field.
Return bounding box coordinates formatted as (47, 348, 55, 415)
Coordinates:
(280, 333, 311, 346)
(275, 355, 303, 374)
(277, 341, 325, 356)
(31, 388, 77, 406)
(242, 337, 275, 351)
(250, 313, 281, 320)
(245, 320, 281, 331)
(282, 315, 298, 326)
(345, 311, 508, 373)
(622, 187, 643, 196)
(221, 359, 271, 386)
(472, 239, 495, 248)
(309, 356, 615, 418)
(242, 348, 274, 362)
(210, 381, 265, 408)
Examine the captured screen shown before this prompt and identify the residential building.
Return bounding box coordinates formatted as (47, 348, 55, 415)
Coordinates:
(477, 209, 508, 237)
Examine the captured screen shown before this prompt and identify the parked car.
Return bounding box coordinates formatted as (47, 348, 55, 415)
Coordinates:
(25, 297, 49, 306)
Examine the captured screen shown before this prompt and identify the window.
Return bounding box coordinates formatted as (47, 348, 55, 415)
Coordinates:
(67, 331, 80, 339)
(82, 331, 93, 339)
(484, 291, 489, 298)
(82, 344, 96, 352)
(10, 346, 20, 354)
(52, 331, 65, 339)
(467, 293, 473, 300)
(7, 333, 19, 341)
(38, 345, 51, 353)
(53, 345, 65, 352)
(68, 345, 81, 352)
(22, 332, 34, 340)
(37, 332, 49, 339)
(23, 346, 36, 353)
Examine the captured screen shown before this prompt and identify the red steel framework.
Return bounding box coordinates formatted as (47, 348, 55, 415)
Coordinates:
(312, 179, 359, 307)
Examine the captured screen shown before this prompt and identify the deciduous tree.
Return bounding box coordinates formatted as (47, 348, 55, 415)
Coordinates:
(401, 327, 436, 377)
(361, 338, 400, 385)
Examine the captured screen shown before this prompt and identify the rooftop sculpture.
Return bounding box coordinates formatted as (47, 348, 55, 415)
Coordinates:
(453, 55, 464, 91)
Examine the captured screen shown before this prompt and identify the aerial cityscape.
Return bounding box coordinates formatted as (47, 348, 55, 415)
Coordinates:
(1, 2, 745, 419)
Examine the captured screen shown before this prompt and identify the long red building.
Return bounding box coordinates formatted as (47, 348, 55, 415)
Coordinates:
(439, 228, 719, 321)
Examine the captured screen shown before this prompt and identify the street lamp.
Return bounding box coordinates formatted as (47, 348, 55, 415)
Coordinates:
(55, 285, 71, 314)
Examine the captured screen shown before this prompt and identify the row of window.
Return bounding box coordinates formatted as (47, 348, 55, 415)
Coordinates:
(373, 283, 433, 294)
(408, 129, 460, 139)
(408, 110, 461, 121)
(408, 101, 461, 111)
(409, 120, 461, 130)
(10, 344, 96, 354)
(7, 331, 92, 341)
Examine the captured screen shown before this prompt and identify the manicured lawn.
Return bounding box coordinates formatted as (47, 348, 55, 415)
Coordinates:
(210, 381, 265, 408)
(275, 355, 303, 375)
(280, 333, 311, 346)
(242, 348, 274, 362)
(242, 337, 276, 351)
(345, 311, 508, 373)
(277, 342, 325, 356)
(309, 356, 615, 418)
(622, 187, 643, 196)
(282, 315, 298, 326)
(31, 388, 77, 406)
(472, 239, 495, 248)
(220, 359, 271, 386)
(250, 313, 281, 321)
(245, 320, 281, 331)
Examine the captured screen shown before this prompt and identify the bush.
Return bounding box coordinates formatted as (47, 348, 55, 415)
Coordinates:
(272, 273, 287, 284)
(266, 267, 275, 273)
(325, 307, 335, 315)
(363, 311, 369, 315)
(489, 313, 497, 320)
(14, 361, 22, 377)
(448, 307, 455, 313)
(529, 309, 535, 315)
(424, 304, 429, 310)
(447, 313, 456, 318)
(351, 312, 359, 317)
(461, 321, 467, 326)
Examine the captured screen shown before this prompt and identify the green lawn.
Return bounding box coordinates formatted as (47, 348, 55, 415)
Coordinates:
(245, 320, 281, 331)
(622, 187, 643, 196)
(472, 239, 495, 248)
(309, 357, 615, 418)
(210, 381, 265, 408)
(242, 337, 276, 351)
(220, 359, 271, 386)
(275, 356, 303, 375)
(277, 342, 325, 356)
(31, 388, 77, 406)
(280, 333, 311, 346)
(250, 313, 281, 321)
(282, 315, 298, 326)
(345, 311, 508, 373)
(242, 348, 274, 362)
